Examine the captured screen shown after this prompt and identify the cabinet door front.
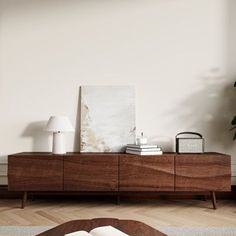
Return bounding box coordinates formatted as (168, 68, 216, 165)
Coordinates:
(175, 154, 231, 191)
(8, 154, 63, 191)
(120, 154, 175, 191)
(64, 154, 118, 191)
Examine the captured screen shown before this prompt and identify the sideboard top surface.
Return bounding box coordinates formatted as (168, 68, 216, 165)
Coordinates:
(8, 152, 230, 159)
(8, 152, 230, 157)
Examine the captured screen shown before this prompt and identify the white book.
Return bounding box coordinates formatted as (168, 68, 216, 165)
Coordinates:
(126, 147, 161, 152)
(65, 226, 128, 236)
(126, 150, 163, 155)
(65, 231, 91, 236)
(127, 144, 158, 149)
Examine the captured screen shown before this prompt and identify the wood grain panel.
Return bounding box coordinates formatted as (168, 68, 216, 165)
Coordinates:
(119, 154, 175, 191)
(175, 154, 231, 191)
(64, 154, 118, 191)
(8, 153, 63, 191)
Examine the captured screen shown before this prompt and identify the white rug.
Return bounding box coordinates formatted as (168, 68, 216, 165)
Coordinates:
(0, 226, 52, 236)
(1, 226, 236, 236)
(159, 227, 236, 236)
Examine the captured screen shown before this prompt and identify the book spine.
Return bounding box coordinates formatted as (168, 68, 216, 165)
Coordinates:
(126, 150, 163, 155)
(126, 147, 161, 152)
(127, 145, 158, 149)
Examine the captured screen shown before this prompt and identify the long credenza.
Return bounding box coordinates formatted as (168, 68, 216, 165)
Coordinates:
(8, 152, 231, 209)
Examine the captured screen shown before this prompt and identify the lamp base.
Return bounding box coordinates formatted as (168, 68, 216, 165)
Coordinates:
(52, 132, 66, 154)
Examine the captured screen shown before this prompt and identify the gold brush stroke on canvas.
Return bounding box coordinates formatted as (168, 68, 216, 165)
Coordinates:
(80, 104, 111, 152)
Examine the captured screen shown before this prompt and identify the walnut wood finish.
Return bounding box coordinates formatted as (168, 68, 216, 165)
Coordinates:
(120, 154, 175, 191)
(8, 153, 63, 191)
(175, 153, 231, 191)
(37, 218, 166, 236)
(64, 153, 119, 191)
(8, 152, 231, 209)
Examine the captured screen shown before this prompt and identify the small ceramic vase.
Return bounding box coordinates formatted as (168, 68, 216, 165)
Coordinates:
(136, 132, 147, 145)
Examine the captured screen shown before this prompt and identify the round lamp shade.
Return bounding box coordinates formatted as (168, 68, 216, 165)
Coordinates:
(46, 116, 74, 132)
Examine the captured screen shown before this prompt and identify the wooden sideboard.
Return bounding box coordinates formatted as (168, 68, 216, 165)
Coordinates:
(8, 152, 231, 209)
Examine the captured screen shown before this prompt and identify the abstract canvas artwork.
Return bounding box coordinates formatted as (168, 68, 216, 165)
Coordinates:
(80, 86, 136, 152)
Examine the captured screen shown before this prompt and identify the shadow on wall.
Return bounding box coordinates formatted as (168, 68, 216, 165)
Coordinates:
(167, 69, 236, 151)
(22, 121, 51, 152)
(148, 136, 174, 152)
(73, 87, 81, 152)
(21, 88, 82, 153)
(227, 0, 236, 150)
(228, 0, 236, 80)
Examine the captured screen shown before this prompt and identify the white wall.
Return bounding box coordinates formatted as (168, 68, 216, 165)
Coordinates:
(0, 0, 236, 184)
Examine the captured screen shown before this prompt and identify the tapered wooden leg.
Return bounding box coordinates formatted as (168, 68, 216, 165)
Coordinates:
(21, 191, 27, 209)
(210, 191, 217, 210)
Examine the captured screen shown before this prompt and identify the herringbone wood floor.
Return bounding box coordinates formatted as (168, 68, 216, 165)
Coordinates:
(0, 198, 236, 227)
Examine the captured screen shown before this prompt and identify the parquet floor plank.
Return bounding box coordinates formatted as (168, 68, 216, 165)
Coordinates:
(0, 199, 235, 227)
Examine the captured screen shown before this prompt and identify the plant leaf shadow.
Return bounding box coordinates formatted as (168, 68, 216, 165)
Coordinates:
(166, 70, 236, 151)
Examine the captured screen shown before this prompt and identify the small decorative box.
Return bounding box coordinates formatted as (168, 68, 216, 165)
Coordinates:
(176, 132, 204, 154)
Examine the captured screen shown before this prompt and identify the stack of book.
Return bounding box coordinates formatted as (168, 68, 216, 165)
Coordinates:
(126, 144, 163, 155)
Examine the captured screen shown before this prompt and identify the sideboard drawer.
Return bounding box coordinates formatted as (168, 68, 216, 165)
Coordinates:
(64, 154, 119, 191)
(120, 154, 175, 191)
(175, 154, 231, 191)
(8, 154, 63, 191)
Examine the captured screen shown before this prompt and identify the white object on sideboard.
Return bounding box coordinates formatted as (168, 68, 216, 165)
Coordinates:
(45, 116, 74, 154)
(136, 132, 148, 145)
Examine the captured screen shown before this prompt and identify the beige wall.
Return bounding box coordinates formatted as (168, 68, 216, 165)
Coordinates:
(0, 0, 236, 184)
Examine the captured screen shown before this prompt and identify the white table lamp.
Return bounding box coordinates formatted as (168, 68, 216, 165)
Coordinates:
(46, 116, 74, 154)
